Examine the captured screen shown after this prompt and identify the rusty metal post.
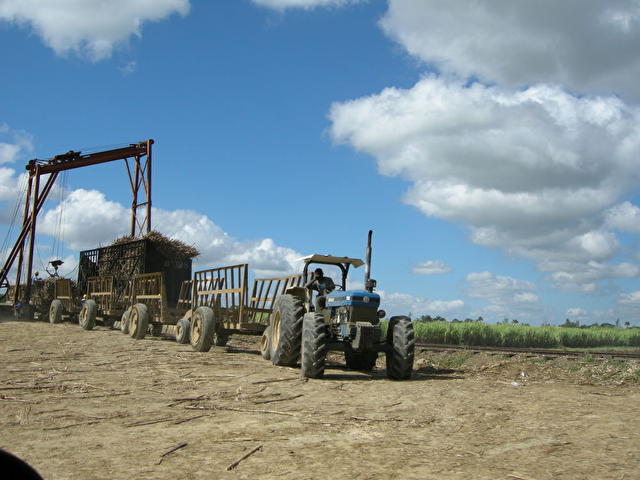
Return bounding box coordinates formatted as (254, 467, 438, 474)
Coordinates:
(13, 175, 33, 304)
(146, 139, 152, 234)
(24, 166, 41, 305)
(129, 139, 153, 237)
(130, 155, 140, 237)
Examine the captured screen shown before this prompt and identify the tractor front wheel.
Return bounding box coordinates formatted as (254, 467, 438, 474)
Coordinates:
(301, 312, 328, 379)
(270, 294, 305, 366)
(385, 316, 415, 380)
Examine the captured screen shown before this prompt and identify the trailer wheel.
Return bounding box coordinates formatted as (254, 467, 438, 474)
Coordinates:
(175, 318, 190, 344)
(120, 309, 131, 334)
(345, 350, 378, 371)
(129, 303, 149, 340)
(49, 300, 62, 324)
(190, 306, 215, 352)
(301, 312, 328, 379)
(270, 294, 305, 366)
(260, 326, 272, 360)
(385, 316, 415, 380)
(79, 300, 97, 330)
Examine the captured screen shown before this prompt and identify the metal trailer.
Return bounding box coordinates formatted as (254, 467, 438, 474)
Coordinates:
(47, 278, 79, 324)
(121, 272, 193, 339)
(173, 263, 307, 352)
(71, 238, 192, 331)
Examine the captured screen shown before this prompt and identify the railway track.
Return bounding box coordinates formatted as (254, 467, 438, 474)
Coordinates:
(416, 343, 640, 359)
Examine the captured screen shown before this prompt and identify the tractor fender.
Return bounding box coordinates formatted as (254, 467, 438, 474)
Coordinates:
(284, 286, 308, 303)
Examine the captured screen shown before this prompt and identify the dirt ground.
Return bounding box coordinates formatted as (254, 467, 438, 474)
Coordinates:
(1, 318, 639, 480)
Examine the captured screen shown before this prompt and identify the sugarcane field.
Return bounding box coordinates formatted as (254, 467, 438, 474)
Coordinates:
(4, 3, 640, 480)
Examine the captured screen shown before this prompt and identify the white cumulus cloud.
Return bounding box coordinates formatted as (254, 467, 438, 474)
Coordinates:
(464, 271, 542, 321)
(545, 260, 639, 292)
(0, 124, 33, 164)
(38, 188, 302, 278)
(330, 77, 640, 289)
(606, 201, 640, 233)
(0, 0, 190, 61)
(381, 291, 464, 317)
(380, 0, 640, 101)
(251, 0, 358, 10)
(412, 259, 451, 275)
(619, 290, 640, 305)
(466, 271, 537, 301)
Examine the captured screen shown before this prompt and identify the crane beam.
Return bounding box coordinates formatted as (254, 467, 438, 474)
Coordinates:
(0, 139, 154, 308)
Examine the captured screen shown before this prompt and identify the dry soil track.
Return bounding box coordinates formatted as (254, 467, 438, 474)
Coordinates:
(1, 319, 639, 480)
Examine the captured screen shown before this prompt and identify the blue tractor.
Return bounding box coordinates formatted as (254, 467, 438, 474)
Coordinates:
(262, 231, 415, 380)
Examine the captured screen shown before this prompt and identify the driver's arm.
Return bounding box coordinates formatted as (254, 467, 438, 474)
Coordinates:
(324, 277, 335, 293)
(305, 275, 318, 291)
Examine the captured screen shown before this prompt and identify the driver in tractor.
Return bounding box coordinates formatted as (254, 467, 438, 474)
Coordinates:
(305, 268, 335, 311)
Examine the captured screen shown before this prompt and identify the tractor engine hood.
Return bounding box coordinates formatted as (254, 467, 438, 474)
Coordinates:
(326, 290, 380, 308)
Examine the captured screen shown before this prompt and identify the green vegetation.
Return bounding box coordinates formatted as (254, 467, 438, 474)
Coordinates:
(382, 320, 640, 349)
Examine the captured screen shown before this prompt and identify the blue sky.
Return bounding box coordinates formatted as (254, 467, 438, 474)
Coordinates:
(1, 0, 640, 325)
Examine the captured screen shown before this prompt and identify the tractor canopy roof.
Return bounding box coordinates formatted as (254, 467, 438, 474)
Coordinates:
(298, 254, 364, 268)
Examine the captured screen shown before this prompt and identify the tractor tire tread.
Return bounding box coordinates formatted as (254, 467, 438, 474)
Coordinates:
(301, 312, 328, 379)
(270, 294, 305, 366)
(385, 316, 415, 380)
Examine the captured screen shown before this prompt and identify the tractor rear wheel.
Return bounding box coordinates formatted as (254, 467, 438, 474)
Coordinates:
(49, 300, 62, 324)
(270, 294, 305, 366)
(175, 318, 190, 344)
(260, 325, 272, 360)
(120, 309, 131, 334)
(79, 300, 97, 330)
(345, 350, 378, 371)
(129, 303, 149, 340)
(301, 312, 328, 379)
(190, 306, 215, 352)
(385, 316, 415, 380)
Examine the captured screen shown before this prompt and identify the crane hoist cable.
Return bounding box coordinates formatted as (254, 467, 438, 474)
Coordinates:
(0, 173, 28, 264)
(51, 171, 68, 260)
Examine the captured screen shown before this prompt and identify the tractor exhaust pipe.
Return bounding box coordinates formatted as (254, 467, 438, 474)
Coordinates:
(364, 230, 376, 292)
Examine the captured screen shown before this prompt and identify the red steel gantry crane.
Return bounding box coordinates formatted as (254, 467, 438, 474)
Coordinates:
(0, 139, 154, 308)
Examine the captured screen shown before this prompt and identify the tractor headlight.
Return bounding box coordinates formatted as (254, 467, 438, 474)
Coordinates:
(377, 309, 386, 319)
